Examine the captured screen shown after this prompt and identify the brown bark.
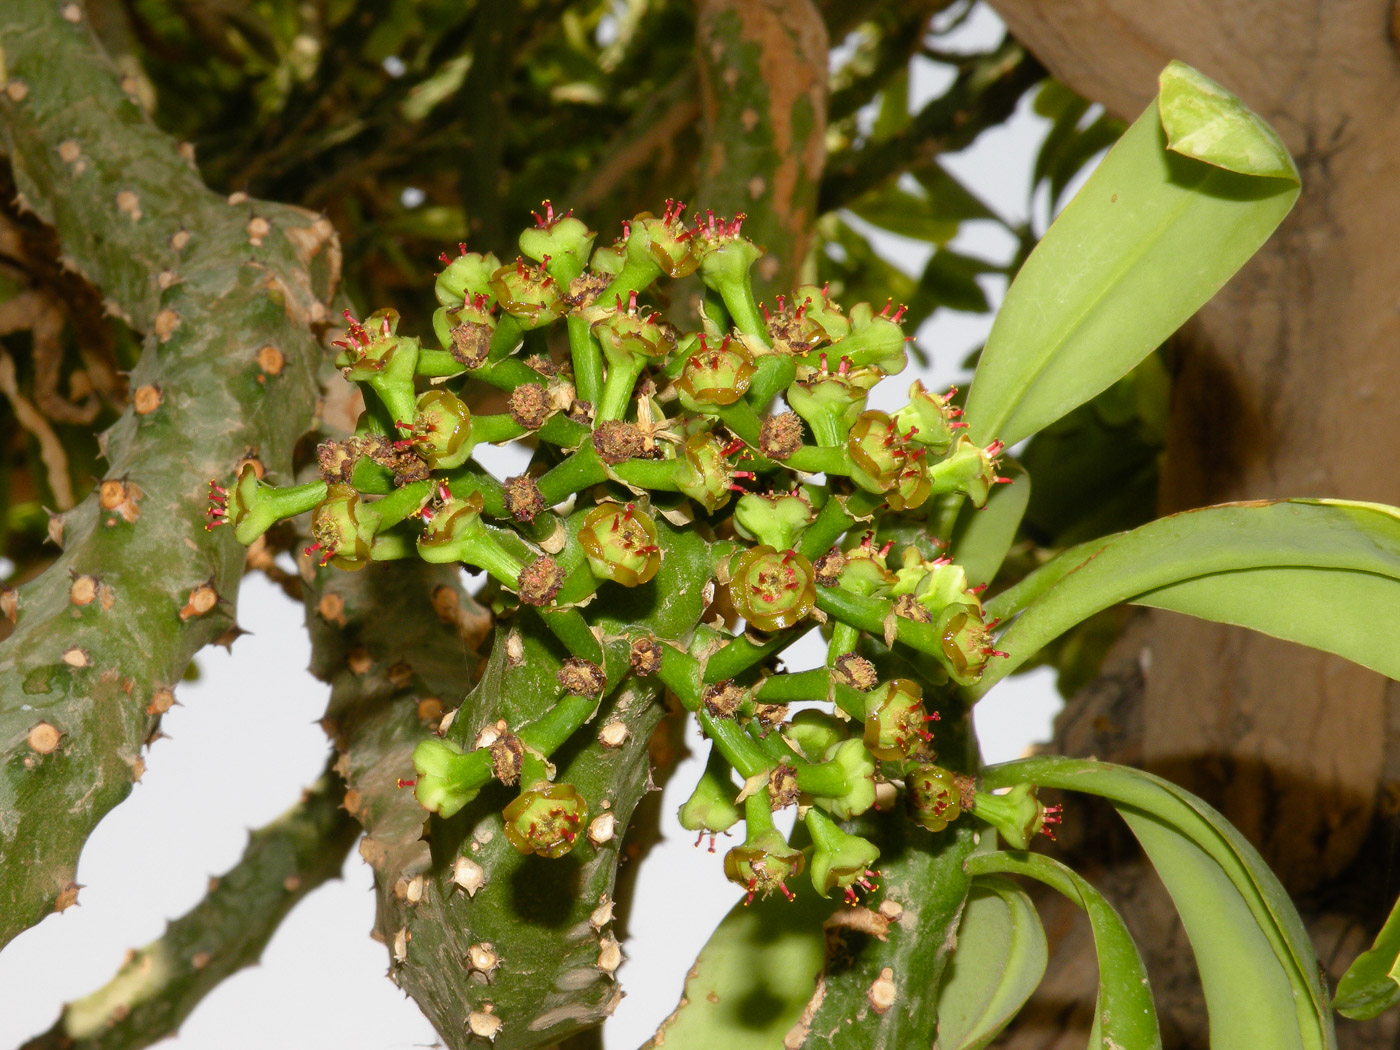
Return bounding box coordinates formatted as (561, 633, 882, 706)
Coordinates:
(984, 2, 1400, 1046)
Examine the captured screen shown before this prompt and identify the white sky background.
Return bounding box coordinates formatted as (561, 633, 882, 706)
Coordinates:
(0, 6, 1083, 1047)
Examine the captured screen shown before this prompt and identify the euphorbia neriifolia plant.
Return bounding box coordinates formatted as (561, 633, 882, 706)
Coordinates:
(17, 58, 1400, 1050)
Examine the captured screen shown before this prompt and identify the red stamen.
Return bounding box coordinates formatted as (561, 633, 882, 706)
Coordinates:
(396, 778, 417, 788)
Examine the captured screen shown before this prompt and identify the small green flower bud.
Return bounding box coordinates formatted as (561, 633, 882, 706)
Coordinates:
(688, 212, 761, 293)
(935, 602, 1006, 686)
(677, 334, 755, 409)
(891, 550, 984, 620)
(847, 410, 913, 494)
(411, 737, 483, 819)
(734, 491, 814, 552)
(786, 357, 882, 445)
(785, 710, 846, 761)
(906, 764, 968, 833)
(490, 258, 564, 329)
(834, 301, 908, 374)
(927, 435, 1009, 508)
(433, 292, 497, 370)
(971, 783, 1063, 849)
(407, 389, 473, 469)
(675, 432, 737, 513)
(804, 808, 881, 902)
(863, 678, 938, 761)
(790, 284, 850, 342)
(894, 380, 964, 456)
(417, 489, 487, 562)
(205, 463, 325, 545)
(592, 290, 675, 366)
(639, 200, 699, 278)
(333, 309, 420, 425)
(832, 535, 896, 598)
(502, 781, 588, 859)
(678, 749, 741, 852)
(520, 201, 596, 286)
(578, 502, 662, 586)
(813, 739, 877, 820)
(307, 483, 375, 570)
(435, 248, 501, 307)
(729, 545, 817, 633)
(724, 828, 804, 904)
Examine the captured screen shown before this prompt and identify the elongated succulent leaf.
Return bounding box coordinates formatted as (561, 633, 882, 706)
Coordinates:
(1334, 890, 1400, 1020)
(932, 875, 1048, 1050)
(981, 757, 1336, 1050)
(0, 0, 335, 949)
(643, 890, 831, 1049)
(948, 465, 1029, 587)
(974, 499, 1400, 699)
(962, 61, 1299, 448)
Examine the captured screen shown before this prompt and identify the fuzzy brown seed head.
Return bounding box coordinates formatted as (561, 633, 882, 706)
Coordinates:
(504, 474, 546, 523)
(565, 270, 611, 310)
(814, 547, 846, 587)
(752, 703, 789, 735)
(517, 555, 565, 606)
(558, 657, 606, 696)
(629, 636, 663, 676)
(507, 382, 550, 430)
(489, 732, 526, 785)
(759, 412, 805, 460)
(953, 771, 978, 810)
(448, 321, 492, 368)
(317, 439, 357, 483)
(768, 763, 800, 810)
(893, 594, 932, 624)
(566, 398, 594, 426)
(702, 680, 747, 720)
(524, 353, 557, 377)
(132, 384, 162, 415)
(592, 420, 644, 465)
(833, 653, 878, 691)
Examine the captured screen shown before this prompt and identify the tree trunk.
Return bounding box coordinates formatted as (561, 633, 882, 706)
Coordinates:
(984, 2, 1400, 1045)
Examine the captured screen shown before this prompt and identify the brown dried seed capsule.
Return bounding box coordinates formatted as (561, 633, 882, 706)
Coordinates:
(833, 653, 878, 691)
(448, 321, 492, 368)
(768, 763, 800, 810)
(893, 594, 932, 623)
(759, 412, 805, 460)
(566, 398, 594, 425)
(592, 420, 644, 465)
(504, 475, 546, 523)
(507, 383, 550, 430)
(558, 657, 606, 696)
(702, 680, 747, 719)
(489, 732, 526, 785)
(629, 636, 663, 676)
(523, 353, 556, 377)
(517, 555, 566, 606)
(813, 547, 846, 587)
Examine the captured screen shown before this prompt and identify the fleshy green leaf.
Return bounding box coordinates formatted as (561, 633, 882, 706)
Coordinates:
(1158, 61, 1300, 180)
(1334, 891, 1400, 1020)
(643, 891, 829, 1049)
(963, 61, 1300, 448)
(933, 875, 1048, 1050)
(948, 463, 1029, 586)
(981, 757, 1336, 1050)
(974, 499, 1400, 700)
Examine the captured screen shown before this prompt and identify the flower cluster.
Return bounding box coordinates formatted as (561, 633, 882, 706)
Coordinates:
(210, 201, 1054, 905)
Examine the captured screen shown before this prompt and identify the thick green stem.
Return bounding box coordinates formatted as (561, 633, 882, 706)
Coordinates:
(567, 315, 603, 406)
